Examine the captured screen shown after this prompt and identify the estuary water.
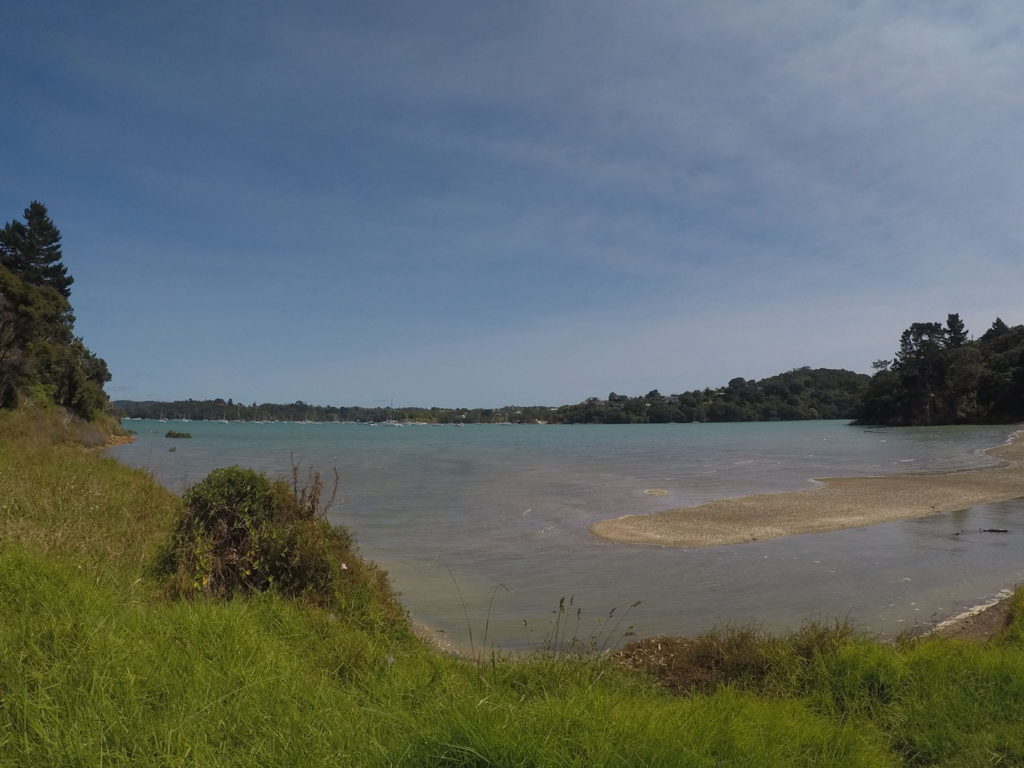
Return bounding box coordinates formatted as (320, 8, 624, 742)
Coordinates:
(108, 420, 1024, 650)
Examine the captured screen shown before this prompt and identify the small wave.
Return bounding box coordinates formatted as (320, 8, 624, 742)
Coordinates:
(642, 489, 669, 497)
(929, 589, 1014, 635)
(998, 428, 1024, 448)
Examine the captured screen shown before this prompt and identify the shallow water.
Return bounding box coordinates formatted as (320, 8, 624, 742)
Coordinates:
(109, 420, 1024, 649)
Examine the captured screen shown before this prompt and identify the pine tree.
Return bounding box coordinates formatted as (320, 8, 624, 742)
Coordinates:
(0, 201, 73, 297)
(0, 222, 19, 274)
(981, 317, 1010, 342)
(945, 313, 969, 348)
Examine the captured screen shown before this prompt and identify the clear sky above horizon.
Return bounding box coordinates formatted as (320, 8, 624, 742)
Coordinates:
(3, 1, 1022, 408)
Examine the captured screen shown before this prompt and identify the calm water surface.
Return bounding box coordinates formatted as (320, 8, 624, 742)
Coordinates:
(108, 420, 1024, 649)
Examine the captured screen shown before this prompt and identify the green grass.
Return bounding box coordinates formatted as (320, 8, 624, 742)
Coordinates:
(2, 406, 1024, 766)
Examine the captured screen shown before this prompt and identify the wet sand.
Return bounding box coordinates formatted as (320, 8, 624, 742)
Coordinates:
(591, 428, 1024, 548)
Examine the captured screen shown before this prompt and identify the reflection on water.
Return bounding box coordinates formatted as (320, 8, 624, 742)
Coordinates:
(109, 420, 1024, 649)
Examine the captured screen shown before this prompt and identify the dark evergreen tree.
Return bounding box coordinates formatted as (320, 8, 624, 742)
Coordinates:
(0, 201, 108, 418)
(893, 322, 947, 424)
(945, 313, 969, 348)
(856, 314, 1024, 425)
(980, 317, 1010, 342)
(0, 201, 73, 297)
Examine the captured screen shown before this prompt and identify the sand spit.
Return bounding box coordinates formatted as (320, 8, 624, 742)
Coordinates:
(591, 428, 1024, 548)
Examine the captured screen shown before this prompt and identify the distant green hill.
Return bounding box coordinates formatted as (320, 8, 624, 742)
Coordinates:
(553, 368, 870, 424)
(114, 367, 870, 425)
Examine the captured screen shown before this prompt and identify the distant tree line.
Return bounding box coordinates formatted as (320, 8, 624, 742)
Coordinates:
(112, 398, 560, 425)
(551, 368, 869, 424)
(114, 368, 870, 425)
(854, 314, 1024, 426)
(0, 202, 110, 418)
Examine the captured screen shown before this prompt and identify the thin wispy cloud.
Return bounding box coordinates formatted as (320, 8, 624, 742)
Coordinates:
(2, 1, 1021, 406)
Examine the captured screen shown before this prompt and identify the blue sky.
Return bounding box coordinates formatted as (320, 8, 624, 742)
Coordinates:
(3, 1, 1023, 407)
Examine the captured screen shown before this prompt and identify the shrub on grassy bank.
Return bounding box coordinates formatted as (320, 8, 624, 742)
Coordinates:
(7, 412, 1024, 767)
(1, 544, 898, 768)
(157, 465, 406, 631)
(1, 400, 123, 448)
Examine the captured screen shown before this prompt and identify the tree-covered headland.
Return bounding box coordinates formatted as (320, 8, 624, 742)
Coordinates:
(0, 201, 110, 419)
(112, 314, 1024, 429)
(114, 367, 870, 425)
(856, 313, 1024, 426)
(554, 368, 868, 424)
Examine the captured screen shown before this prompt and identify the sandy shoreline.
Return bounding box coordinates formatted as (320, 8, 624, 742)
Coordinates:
(591, 427, 1024, 548)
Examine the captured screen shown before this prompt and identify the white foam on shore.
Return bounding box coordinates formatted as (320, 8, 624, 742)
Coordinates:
(928, 589, 1014, 635)
(1000, 428, 1024, 447)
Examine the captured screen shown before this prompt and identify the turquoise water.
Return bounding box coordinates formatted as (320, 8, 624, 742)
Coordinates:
(109, 420, 1024, 649)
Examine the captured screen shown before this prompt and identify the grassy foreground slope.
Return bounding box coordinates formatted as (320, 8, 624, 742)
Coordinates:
(2, 409, 1024, 766)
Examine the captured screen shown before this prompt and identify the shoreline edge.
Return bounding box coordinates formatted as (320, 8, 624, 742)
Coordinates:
(590, 426, 1024, 548)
